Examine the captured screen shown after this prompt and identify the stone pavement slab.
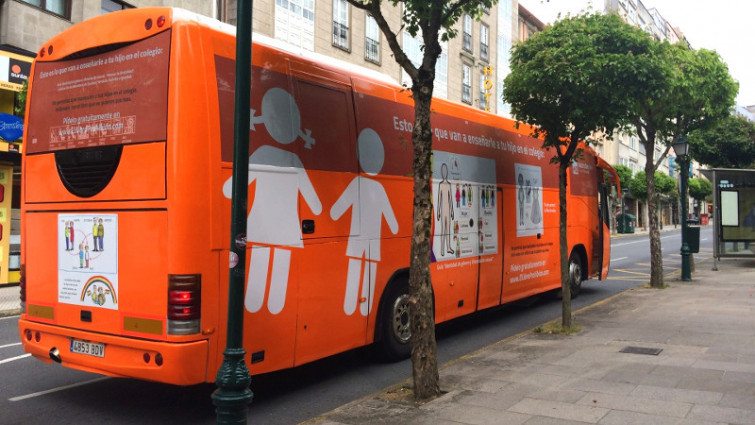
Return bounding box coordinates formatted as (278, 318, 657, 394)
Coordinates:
(304, 258, 755, 425)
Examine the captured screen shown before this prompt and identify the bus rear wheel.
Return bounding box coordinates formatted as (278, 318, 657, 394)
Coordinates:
(378, 283, 411, 361)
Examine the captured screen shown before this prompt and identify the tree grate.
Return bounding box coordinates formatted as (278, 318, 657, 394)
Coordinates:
(619, 346, 663, 356)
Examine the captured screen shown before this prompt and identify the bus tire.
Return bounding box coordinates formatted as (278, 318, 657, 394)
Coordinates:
(568, 252, 583, 298)
(378, 281, 411, 361)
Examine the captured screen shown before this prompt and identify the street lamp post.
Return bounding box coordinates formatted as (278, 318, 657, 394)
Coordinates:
(673, 137, 691, 281)
(213, 0, 254, 423)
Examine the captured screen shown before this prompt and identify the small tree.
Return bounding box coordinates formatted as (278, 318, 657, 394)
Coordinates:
(688, 177, 712, 215)
(689, 114, 755, 169)
(503, 13, 658, 328)
(613, 164, 633, 193)
(345, 0, 495, 401)
(14, 80, 28, 118)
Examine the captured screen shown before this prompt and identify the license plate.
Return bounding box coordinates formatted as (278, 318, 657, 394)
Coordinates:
(70, 339, 105, 357)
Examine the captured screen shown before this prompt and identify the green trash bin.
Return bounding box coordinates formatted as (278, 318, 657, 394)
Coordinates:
(686, 222, 700, 253)
(617, 213, 636, 234)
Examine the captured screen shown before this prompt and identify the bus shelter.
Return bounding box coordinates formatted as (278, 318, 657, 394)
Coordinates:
(701, 168, 755, 269)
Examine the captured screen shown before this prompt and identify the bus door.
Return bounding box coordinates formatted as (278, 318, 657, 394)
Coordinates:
(283, 69, 364, 366)
(477, 187, 504, 310)
(597, 182, 611, 279)
(596, 157, 618, 279)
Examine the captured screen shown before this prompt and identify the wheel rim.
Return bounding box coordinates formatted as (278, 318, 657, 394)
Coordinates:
(569, 259, 582, 290)
(391, 294, 411, 344)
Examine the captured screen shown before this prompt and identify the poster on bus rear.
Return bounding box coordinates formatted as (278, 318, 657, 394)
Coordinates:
(57, 214, 118, 310)
(26, 30, 171, 153)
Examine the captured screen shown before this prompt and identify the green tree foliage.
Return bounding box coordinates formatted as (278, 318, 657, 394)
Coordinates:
(14, 81, 28, 118)
(630, 171, 678, 203)
(688, 114, 755, 169)
(345, 0, 495, 401)
(626, 41, 737, 288)
(688, 177, 712, 203)
(613, 164, 633, 193)
(503, 13, 657, 327)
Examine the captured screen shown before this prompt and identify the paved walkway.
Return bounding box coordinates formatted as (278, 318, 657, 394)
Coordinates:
(307, 256, 755, 425)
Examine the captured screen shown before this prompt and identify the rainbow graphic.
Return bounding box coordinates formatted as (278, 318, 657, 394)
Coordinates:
(79, 276, 118, 306)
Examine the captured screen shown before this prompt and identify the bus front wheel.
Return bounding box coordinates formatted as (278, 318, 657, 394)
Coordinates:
(378, 282, 411, 361)
(567, 252, 583, 297)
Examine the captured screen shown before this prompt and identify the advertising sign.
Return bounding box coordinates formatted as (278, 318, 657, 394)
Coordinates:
(26, 31, 171, 153)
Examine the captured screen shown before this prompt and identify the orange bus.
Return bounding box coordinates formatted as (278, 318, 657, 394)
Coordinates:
(18, 8, 617, 385)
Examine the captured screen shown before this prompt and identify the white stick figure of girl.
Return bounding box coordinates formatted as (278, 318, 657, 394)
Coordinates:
(224, 87, 322, 315)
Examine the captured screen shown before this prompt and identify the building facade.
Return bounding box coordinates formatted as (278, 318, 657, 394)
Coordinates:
(222, 0, 520, 117)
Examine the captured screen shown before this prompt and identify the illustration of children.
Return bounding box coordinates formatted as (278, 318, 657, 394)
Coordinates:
(85, 245, 90, 268)
(455, 183, 461, 208)
(69, 221, 75, 248)
(223, 87, 321, 315)
(78, 243, 84, 268)
(436, 163, 455, 256)
(64, 221, 71, 251)
(92, 217, 99, 251)
(97, 219, 104, 251)
(330, 129, 399, 316)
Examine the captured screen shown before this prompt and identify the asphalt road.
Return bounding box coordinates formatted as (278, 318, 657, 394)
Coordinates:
(0, 226, 714, 425)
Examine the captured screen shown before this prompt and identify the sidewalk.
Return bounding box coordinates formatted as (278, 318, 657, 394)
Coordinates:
(307, 257, 755, 425)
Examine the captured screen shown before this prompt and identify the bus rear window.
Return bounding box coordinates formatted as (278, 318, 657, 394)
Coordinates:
(26, 30, 171, 154)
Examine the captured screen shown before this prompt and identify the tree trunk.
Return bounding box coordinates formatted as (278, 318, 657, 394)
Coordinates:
(644, 145, 664, 288)
(408, 78, 440, 401)
(559, 160, 571, 328)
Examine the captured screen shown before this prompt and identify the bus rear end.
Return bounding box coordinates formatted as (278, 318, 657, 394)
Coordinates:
(18, 8, 223, 385)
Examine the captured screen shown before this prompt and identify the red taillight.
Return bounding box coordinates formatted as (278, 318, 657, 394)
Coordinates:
(167, 274, 201, 321)
(24, 329, 32, 341)
(39, 48, 45, 58)
(157, 16, 166, 28)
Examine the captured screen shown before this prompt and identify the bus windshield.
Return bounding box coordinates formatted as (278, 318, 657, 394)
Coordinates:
(26, 30, 171, 154)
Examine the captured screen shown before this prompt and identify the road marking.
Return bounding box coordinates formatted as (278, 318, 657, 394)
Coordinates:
(611, 269, 650, 276)
(610, 257, 628, 263)
(0, 342, 21, 349)
(0, 315, 20, 321)
(9, 377, 110, 402)
(613, 239, 647, 247)
(0, 353, 30, 365)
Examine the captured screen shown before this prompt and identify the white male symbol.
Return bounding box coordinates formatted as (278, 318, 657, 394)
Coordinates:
(330, 128, 398, 316)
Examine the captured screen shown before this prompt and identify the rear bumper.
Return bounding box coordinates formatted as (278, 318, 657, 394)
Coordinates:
(18, 318, 209, 385)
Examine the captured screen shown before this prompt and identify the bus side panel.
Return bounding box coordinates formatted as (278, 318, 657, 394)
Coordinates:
(24, 142, 167, 203)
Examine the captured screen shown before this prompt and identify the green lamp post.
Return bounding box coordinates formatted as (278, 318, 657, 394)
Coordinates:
(672, 136, 691, 281)
(213, 0, 254, 423)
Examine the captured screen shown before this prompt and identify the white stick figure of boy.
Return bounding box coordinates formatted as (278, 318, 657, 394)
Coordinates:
(330, 129, 399, 316)
(223, 87, 321, 315)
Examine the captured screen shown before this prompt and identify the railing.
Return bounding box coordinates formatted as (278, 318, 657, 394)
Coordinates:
(365, 37, 379, 63)
(333, 21, 349, 49)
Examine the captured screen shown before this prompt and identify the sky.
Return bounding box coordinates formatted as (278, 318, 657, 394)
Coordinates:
(518, 0, 755, 107)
